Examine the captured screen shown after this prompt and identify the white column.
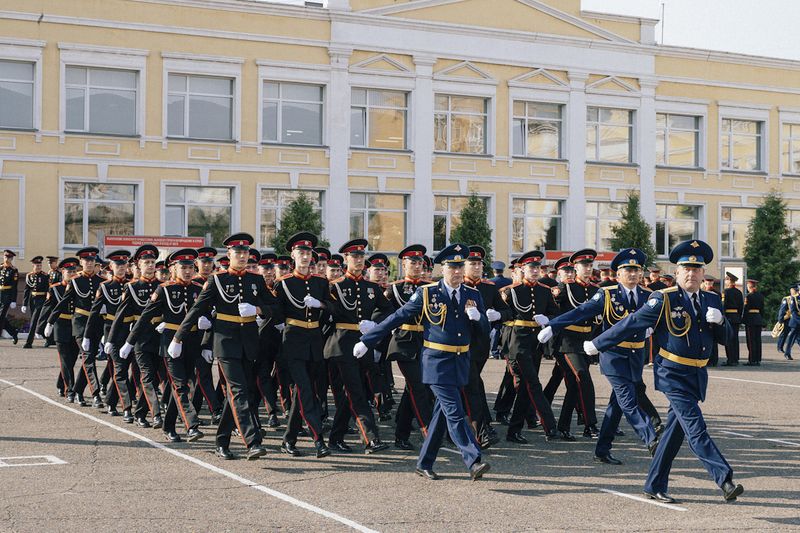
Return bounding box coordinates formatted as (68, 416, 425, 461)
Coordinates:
(564, 71, 588, 250)
(326, 46, 352, 246)
(409, 55, 437, 249)
(638, 79, 658, 236)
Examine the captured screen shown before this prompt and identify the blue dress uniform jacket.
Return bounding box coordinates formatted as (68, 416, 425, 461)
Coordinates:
(361, 280, 489, 387)
(549, 283, 651, 381)
(592, 287, 732, 401)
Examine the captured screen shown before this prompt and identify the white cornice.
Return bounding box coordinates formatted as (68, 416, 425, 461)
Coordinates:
(0, 37, 46, 48)
(161, 51, 244, 64)
(130, 0, 330, 20)
(580, 10, 659, 26)
(655, 44, 800, 72)
(58, 42, 149, 56)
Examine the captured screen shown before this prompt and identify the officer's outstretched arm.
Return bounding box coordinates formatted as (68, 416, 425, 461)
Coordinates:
(592, 292, 662, 353)
(547, 291, 604, 333)
(361, 287, 424, 348)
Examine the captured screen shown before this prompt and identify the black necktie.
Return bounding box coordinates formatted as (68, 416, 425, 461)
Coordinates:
(451, 289, 458, 306)
(628, 290, 636, 311)
(692, 293, 702, 317)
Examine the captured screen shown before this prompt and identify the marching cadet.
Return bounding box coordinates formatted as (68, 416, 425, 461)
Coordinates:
(45, 247, 105, 407)
(155, 260, 170, 283)
(0, 249, 20, 344)
(47, 258, 81, 402)
(385, 244, 432, 450)
(272, 232, 331, 459)
(314, 247, 331, 277)
(463, 246, 510, 448)
(540, 248, 659, 465)
(191, 246, 223, 423)
(500, 250, 560, 444)
(275, 255, 292, 278)
(421, 256, 433, 282)
(365, 252, 393, 420)
(647, 268, 665, 291)
(743, 279, 765, 366)
(124, 249, 206, 443)
(356, 243, 491, 481)
(324, 239, 392, 454)
(541, 257, 573, 408)
(85, 250, 131, 419)
(722, 272, 744, 366)
(108, 245, 163, 428)
(22, 256, 50, 349)
(776, 286, 795, 360)
(171, 233, 274, 460)
(585, 240, 743, 503)
(325, 254, 343, 281)
(40, 256, 61, 347)
(255, 252, 282, 428)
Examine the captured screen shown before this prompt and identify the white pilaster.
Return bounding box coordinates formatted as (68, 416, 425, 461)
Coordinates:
(410, 55, 437, 250)
(564, 71, 588, 250)
(327, 46, 353, 247)
(638, 79, 658, 236)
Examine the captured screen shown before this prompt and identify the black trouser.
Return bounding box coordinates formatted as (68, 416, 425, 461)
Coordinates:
(725, 323, 740, 364)
(134, 349, 161, 419)
(192, 356, 221, 415)
(56, 340, 79, 395)
(394, 358, 431, 441)
(273, 355, 293, 415)
(311, 358, 330, 420)
(284, 358, 325, 445)
(254, 355, 280, 417)
(559, 352, 597, 429)
(74, 336, 101, 399)
(108, 346, 134, 411)
(635, 380, 661, 427)
(216, 356, 261, 449)
(0, 300, 18, 340)
(330, 358, 380, 445)
(24, 300, 45, 346)
(361, 358, 390, 417)
(493, 367, 516, 416)
(543, 363, 563, 403)
(553, 353, 580, 431)
(164, 352, 200, 433)
(462, 354, 491, 439)
(506, 354, 557, 435)
(745, 325, 762, 363)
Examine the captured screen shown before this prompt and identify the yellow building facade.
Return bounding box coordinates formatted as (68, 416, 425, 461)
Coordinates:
(2, 0, 800, 274)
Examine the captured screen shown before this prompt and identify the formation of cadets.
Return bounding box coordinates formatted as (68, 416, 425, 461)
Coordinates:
(1, 231, 771, 500)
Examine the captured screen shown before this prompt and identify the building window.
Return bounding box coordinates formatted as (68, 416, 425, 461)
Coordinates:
(434, 94, 487, 154)
(720, 206, 755, 258)
(782, 123, 800, 174)
(350, 193, 407, 252)
(433, 195, 489, 251)
(351, 88, 407, 150)
(164, 185, 233, 247)
(656, 113, 699, 167)
(63, 182, 136, 246)
(585, 201, 625, 251)
(586, 107, 633, 163)
(511, 199, 561, 254)
(262, 81, 323, 145)
(512, 101, 562, 159)
(65, 66, 137, 136)
(787, 210, 800, 251)
(655, 204, 700, 256)
(167, 74, 233, 140)
(0, 60, 34, 130)
(259, 189, 323, 249)
(721, 119, 762, 171)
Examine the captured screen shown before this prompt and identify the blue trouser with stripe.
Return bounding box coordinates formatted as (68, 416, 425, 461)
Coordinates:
(595, 374, 657, 457)
(418, 384, 481, 471)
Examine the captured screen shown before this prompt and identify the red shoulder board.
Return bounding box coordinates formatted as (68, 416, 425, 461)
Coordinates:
(481, 280, 495, 285)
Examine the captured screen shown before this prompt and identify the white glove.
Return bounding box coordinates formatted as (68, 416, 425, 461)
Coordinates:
(100, 336, 105, 345)
(353, 341, 368, 359)
(20, 306, 26, 314)
(706, 307, 723, 325)
(167, 340, 182, 358)
(238, 302, 257, 317)
(256, 316, 265, 328)
(44, 323, 53, 337)
(466, 306, 481, 322)
(486, 308, 501, 322)
(534, 314, 549, 327)
(645, 327, 654, 339)
(155, 322, 166, 334)
(197, 315, 212, 330)
(120, 342, 134, 359)
(201, 349, 213, 363)
(583, 341, 599, 356)
(303, 295, 322, 309)
(537, 326, 553, 344)
(373, 349, 382, 363)
(104, 342, 113, 355)
(274, 323, 285, 332)
(9, 302, 15, 309)
(81, 338, 91, 352)
(358, 320, 377, 334)
(100, 304, 106, 314)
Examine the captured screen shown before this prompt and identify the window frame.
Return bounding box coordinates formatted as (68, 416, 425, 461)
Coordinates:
(350, 87, 409, 150)
(0, 39, 44, 132)
(261, 80, 325, 147)
(508, 196, 563, 256)
(655, 203, 701, 258)
(511, 100, 564, 160)
(718, 104, 770, 174)
(720, 118, 764, 172)
(585, 106, 635, 164)
(655, 113, 701, 168)
(781, 119, 800, 176)
(432, 194, 491, 252)
(64, 66, 139, 137)
(159, 181, 240, 247)
(584, 200, 626, 252)
(255, 186, 326, 250)
(349, 192, 408, 253)
(433, 93, 490, 155)
(718, 204, 756, 260)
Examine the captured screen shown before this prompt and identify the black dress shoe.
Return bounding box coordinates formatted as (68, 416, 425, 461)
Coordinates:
(506, 433, 528, 444)
(643, 490, 677, 504)
(197, 419, 208, 427)
(495, 413, 510, 425)
(469, 461, 490, 481)
(594, 454, 623, 465)
(246, 445, 267, 460)
(479, 434, 499, 449)
(722, 480, 744, 501)
(122, 409, 134, 423)
(298, 427, 309, 437)
(22, 344, 32, 349)
(12, 335, 18, 345)
(215, 446, 234, 460)
(785, 353, 794, 360)
(212, 411, 222, 425)
(315, 440, 331, 458)
(135, 417, 151, 428)
(721, 361, 739, 367)
(378, 413, 392, 422)
(281, 441, 303, 457)
(365, 440, 389, 454)
(187, 427, 204, 442)
(526, 417, 538, 429)
(614, 428, 625, 436)
(545, 429, 559, 442)
(164, 430, 182, 443)
(266, 414, 280, 428)
(57, 388, 65, 397)
(92, 396, 104, 409)
(106, 406, 119, 416)
(395, 438, 414, 450)
(65, 392, 75, 403)
(560, 430, 576, 441)
(654, 424, 665, 437)
(583, 425, 599, 439)
(415, 467, 439, 480)
(78, 396, 88, 407)
(152, 415, 163, 429)
(329, 440, 352, 453)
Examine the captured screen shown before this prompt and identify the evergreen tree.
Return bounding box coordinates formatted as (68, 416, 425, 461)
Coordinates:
(269, 191, 329, 251)
(743, 191, 800, 314)
(608, 192, 657, 266)
(450, 193, 493, 273)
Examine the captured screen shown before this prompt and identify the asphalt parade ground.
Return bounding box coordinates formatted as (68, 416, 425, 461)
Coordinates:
(1, 342, 798, 532)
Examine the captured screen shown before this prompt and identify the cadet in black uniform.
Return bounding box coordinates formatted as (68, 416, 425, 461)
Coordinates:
(0, 249, 20, 344)
(172, 233, 273, 460)
(22, 256, 49, 348)
(722, 272, 744, 366)
(743, 279, 765, 366)
(191, 246, 222, 423)
(46, 258, 80, 401)
(255, 252, 282, 428)
(39, 256, 61, 347)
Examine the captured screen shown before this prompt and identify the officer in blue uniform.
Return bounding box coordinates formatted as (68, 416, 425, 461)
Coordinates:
(355, 243, 491, 481)
(585, 240, 744, 503)
(539, 248, 658, 464)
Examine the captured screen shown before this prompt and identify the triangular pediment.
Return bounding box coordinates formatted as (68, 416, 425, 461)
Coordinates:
(434, 60, 495, 82)
(586, 75, 640, 94)
(509, 68, 568, 88)
(350, 54, 412, 74)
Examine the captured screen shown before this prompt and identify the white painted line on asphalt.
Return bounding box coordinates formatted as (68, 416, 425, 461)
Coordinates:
(0, 378, 379, 533)
(765, 438, 800, 447)
(599, 488, 688, 512)
(0, 455, 67, 467)
(720, 430, 800, 448)
(720, 430, 753, 438)
(709, 375, 800, 389)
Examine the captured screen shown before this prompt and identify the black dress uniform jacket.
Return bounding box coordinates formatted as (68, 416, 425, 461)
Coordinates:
(48, 272, 105, 338)
(129, 280, 204, 351)
(723, 287, 744, 325)
(385, 278, 427, 361)
(466, 278, 512, 358)
(743, 290, 765, 327)
(23, 271, 49, 308)
(85, 277, 126, 343)
(0, 263, 19, 305)
(555, 280, 599, 353)
(108, 277, 162, 352)
(272, 272, 332, 362)
(47, 282, 74, 344)
(502, 281, 559, 360)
